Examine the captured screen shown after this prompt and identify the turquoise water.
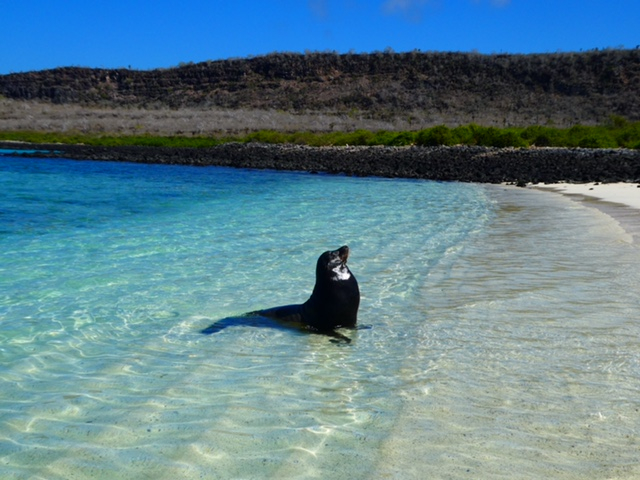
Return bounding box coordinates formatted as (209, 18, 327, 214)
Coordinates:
(0, 149, 61, 156)
(1, 157, 639, 479)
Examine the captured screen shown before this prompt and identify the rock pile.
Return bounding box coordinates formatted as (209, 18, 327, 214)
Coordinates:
(3, 142, 640, 184)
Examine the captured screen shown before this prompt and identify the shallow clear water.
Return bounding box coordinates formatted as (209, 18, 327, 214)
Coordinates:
(0, 157, 638, 479)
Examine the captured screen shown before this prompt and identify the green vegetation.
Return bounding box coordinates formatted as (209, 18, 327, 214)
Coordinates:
(0, 131, 225, 148)
(2, 117, 639, 149)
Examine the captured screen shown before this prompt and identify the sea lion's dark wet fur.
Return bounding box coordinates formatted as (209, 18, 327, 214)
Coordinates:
(201, 246, 360, 342)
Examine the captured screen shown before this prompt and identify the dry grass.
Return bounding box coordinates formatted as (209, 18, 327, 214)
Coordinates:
(0, 99, 427, 135)
(0, 98, 602, 137)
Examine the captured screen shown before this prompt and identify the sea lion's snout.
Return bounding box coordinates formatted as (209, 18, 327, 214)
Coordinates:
(320, 245, 351, 272)
(337, 245, 349, 263)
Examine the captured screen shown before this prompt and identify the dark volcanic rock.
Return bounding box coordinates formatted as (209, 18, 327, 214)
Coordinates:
(2, 142, 639, 184)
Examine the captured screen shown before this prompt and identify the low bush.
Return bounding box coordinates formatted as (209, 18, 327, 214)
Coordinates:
(416, 125, 454, 146)
(2, 118, 640, 149)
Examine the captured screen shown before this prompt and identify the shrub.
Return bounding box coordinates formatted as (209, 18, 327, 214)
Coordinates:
(611, 122, 640, 148)
(416, 125, 454, 146)
(288, 131, 321, 145)
(450, 125, 476, 145)
(344, 129, 375, 146)
(578, 133, 617, 148)
(245, 130, 287, 144)
(370, 130, 398, 145)
(521, 126, 562, 146)
(3, 118, 640, 149)
(607, 115, 629, 129)
(388, 131, 416, 146)
(566, 125, 591, 147)
(494, 129, 528, 148)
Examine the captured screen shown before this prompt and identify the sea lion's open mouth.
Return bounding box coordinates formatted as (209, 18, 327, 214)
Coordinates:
(337, 245, 349, 264)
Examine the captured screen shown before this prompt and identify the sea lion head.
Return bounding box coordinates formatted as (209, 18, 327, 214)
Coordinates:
(317, 245, 351, 281)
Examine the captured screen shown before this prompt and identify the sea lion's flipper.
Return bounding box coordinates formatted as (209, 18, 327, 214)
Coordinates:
(325, 330, 352, 344)
(200, 315, 266, 335)
(201, 306, 306, 336)
(253, 304, 304, 324)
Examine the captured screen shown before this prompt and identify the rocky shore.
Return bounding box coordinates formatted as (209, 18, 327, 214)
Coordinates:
(2, 142, 640, 184)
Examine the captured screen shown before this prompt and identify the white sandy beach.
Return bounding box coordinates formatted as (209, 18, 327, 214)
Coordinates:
(534, 182, 640, 210)
(533, 182, 640, 242)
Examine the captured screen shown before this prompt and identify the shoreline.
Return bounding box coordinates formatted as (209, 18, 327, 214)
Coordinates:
(3, 141, 640, 242)
(533, 182, 640, 209)
(2, 142, 640, 184)
(532, 182, 640, 243)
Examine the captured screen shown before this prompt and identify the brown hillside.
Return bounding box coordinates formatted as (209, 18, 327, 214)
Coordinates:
(1, 50, 638, 131)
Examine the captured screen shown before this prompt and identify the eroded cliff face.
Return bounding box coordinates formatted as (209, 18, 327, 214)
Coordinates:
(1, 50, 639, 127)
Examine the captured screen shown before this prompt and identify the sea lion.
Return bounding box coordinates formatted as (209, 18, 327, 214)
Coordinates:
(256, 245, 360, 331)
(201, 245, 360, 341)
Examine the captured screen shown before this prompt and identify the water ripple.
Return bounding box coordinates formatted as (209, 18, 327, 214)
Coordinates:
(1, 158, 639, 478)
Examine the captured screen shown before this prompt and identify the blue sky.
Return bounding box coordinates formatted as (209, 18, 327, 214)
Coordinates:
(2, 0, 638, 73)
